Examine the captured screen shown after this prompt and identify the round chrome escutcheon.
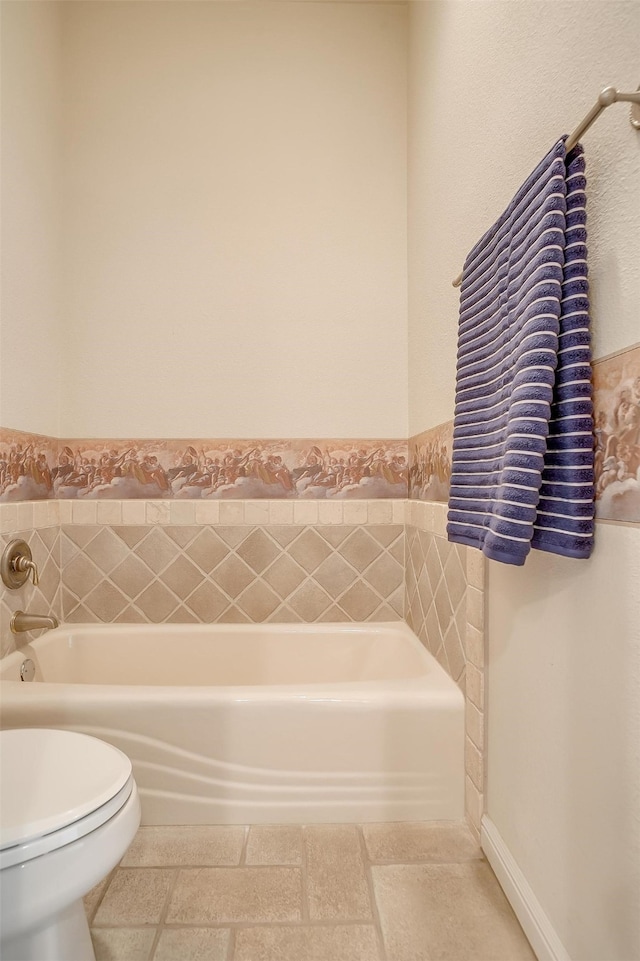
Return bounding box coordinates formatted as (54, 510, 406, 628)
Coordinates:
(20, 658, 36, 682)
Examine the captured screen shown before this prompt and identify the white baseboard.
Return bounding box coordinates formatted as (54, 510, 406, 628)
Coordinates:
(481, 815, 571, 961)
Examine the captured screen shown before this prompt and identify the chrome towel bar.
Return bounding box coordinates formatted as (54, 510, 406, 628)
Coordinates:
(452, 84, 640, 288)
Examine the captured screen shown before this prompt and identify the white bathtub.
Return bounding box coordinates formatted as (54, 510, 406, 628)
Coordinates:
(0, 622, 464, 824)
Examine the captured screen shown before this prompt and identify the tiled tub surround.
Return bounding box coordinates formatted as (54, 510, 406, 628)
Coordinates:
(84, 822, 535, 961)
(0, 501, 404, 658)
(404, 501, 485, 837)
(0, 498, 485, 834)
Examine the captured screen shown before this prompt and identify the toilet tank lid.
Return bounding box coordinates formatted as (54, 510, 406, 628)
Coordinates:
(0, 728, 132, 849)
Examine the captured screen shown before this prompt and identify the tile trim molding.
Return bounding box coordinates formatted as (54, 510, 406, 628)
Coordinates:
(0, 499, 405, 534)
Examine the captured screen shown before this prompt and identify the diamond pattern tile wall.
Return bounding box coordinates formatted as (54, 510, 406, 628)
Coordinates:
(60, 525, 405, 625)
(404, 525, 467, 688)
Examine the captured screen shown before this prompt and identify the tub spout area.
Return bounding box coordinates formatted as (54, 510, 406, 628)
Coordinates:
(10, 611, 59, 634)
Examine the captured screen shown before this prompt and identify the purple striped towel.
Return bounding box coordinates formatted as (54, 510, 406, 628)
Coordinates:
(447, 140, 594, 566)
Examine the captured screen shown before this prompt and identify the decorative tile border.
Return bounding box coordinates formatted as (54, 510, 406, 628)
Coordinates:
(0, 428, 58, 503)
(408, 421, 453, 503)
(0, 432, 408, 503)
(593, 343, 640, 523)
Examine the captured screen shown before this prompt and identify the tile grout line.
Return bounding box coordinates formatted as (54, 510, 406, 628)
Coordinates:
(226, 925, 236, 961)
(357, 826, 387, 961)
(368, 854, 486, 866)
(300, 826, 310, 923)
(115, 862, 336, 873)
(147, 867, 179, 961)
(93, 918, 413, 932)
(85, 868, 116, 928)
(239, 825, 249, 866)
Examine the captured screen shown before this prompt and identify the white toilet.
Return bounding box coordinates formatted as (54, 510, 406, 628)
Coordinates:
(0, 728, 141, 961)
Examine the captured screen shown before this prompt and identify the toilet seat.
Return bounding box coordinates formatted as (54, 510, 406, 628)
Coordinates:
(0, 729, 133, 870)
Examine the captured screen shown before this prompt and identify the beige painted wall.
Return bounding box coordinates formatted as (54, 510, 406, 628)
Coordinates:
(0, 0, 62, 437)
(487, 525, 640, 961)
(407, 2, 640, 959)
(58, 0, 408, 439)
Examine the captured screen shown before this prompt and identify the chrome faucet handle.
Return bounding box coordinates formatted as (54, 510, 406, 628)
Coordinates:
(1, 539, 40, 589)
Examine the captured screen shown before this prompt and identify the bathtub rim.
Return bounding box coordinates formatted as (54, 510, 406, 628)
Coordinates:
(0, 621, 463, 705)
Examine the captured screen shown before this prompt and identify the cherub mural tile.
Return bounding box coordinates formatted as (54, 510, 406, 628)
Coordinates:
(593, 344, 640, 523)
(0, 428, 57, 502)
(52, 441, 171, 499)
(292, 441, 407, 500)
(408, 422, 453, 502)
(4, 436, 408, 501)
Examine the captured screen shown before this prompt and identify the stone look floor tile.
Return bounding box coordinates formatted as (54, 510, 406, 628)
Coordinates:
(121, 825, 245, 867)
(84, 821, 535, 961)
(245, 825, 303, 865)
(363, 821, 482, 863)
(234, 924, 381, 961)
(166, 867, 302, 924)
(304, 825, 372, 921)
(372, 861, 536, 961)
(93, 869, 175, 926)
(84, 873, 113, 921)
(91, 926, 157, 961)
(153, 927, 230, 960)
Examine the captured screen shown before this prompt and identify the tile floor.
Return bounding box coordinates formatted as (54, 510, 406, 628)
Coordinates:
(85, 822, 536, 961)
